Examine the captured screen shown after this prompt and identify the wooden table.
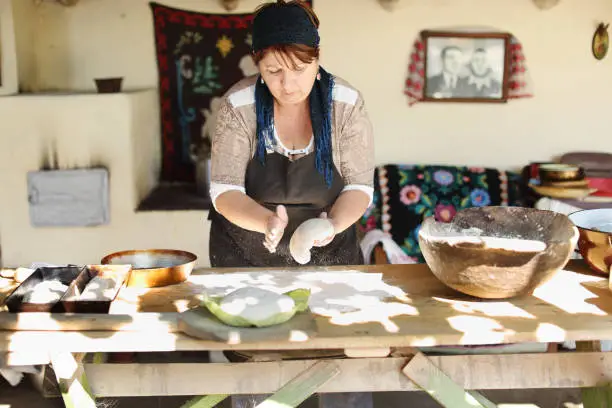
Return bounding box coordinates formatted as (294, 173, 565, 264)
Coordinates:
(1, 261, 612, 408)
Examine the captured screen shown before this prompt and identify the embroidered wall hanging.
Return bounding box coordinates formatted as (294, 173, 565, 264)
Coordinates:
(150, 1, 313, 182)
(404, 28, 533, 106)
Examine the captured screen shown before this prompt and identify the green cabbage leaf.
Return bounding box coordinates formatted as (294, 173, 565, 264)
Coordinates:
(201, 287, 311, 328)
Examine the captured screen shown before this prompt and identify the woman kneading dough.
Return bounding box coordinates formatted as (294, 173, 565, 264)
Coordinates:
(209, 0, 374, 268)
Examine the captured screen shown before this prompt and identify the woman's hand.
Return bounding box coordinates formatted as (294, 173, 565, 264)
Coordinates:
(312, 212, 336, 247)
(264, 205, 289, 253)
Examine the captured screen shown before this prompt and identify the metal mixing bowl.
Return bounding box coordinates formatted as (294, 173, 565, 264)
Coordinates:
(418, 207, 578, 299)
(101, 249, 197, 288)
(568, 208, 612, 275)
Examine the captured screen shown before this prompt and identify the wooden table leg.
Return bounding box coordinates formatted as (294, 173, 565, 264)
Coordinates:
(577, 341, 612, 408)
(49, 352, 96, 408)
(179, 361, 338, 408)
(256, 361, 340, 408)
(403, 352, 497, 408)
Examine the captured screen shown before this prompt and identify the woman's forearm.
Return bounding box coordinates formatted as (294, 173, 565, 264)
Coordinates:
(328, 190, 371, 234)
(215, 191, 274, 234)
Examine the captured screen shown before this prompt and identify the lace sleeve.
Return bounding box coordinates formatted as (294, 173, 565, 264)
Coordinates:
(339, 92, 375, 188)
(210, 98, 253, 187)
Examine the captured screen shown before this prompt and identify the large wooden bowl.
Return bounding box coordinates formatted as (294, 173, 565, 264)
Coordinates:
(568, 208, 612, 275)
(418, 207, 578, 299)
(101, 249, 197, 288)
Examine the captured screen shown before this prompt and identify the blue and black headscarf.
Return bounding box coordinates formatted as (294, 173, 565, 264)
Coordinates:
(252, 2, 335, 187)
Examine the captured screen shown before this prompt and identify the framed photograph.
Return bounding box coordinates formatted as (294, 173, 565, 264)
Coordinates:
(422, 31, 511, 103)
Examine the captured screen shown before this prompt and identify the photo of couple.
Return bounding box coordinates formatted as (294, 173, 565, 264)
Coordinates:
(424, 33, 509, 101)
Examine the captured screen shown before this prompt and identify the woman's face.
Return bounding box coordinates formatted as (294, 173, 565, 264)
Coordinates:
(258, 51, 319, 106)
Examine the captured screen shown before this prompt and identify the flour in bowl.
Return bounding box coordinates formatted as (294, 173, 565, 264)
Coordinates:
(439, 236, 547, 252)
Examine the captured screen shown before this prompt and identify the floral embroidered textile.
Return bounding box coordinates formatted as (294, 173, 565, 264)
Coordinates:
(359, 165, 526, 262)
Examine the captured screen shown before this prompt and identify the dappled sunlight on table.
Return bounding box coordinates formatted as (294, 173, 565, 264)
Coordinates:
(409, 336, 438, 347)
(327, 301, 419, 333)
(182, 271, 415, 337)
(433, 297, 535, 318)
(533, 268, 607, 315)
(216, 327, 310, 345)
(447, 315, 516, 344)
(535, 323, 566, 342)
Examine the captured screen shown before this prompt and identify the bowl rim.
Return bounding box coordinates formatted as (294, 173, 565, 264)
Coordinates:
(568, 208, 612, 234)
(418, 208, 579, 245)
(539, 163, 580, 171)
(100, 249, 198, 269)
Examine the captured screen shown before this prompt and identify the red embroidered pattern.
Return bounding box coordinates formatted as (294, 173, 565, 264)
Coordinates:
(404, 33, 533, 106)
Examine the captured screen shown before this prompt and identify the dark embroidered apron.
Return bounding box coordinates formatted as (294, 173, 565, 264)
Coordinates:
(209, 152, 362, 267)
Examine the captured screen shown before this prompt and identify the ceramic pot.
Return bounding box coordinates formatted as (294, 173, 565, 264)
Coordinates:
(568, 208, 612, 275)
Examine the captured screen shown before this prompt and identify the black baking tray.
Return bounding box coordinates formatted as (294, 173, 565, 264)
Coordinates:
(61, 264, 132, 314)
(5, 266, 84, 313)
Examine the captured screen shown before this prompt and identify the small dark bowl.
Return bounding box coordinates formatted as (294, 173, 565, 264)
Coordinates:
(568, 208, 612, 275)
(539, 163, 584, 182)
(95, 77, 123, 94)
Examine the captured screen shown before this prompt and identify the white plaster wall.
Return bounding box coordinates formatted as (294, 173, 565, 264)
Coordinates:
(0, 92, 208, 268)
(25, 0, 612, 168)
(1, 0, 612, 266)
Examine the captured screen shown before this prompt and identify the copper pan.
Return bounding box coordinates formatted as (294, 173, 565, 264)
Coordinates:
(101, 249, 197, 288)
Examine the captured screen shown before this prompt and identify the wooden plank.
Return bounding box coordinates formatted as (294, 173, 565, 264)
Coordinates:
(109, 261, 612, 350)
(344, 348, 390, 358)
(577, 341, 612, 408)
(0, 312, 178, 332)
(50, 352, 96, 408)
(403, 352, 497, 408)
(2, 261, 611, 353)
(256, 361, 339, 408)
(82, 352, 612, 397)
(2, 319, 612, 353)
(0, 351, 107, 367)
(0, 351, 49, 366)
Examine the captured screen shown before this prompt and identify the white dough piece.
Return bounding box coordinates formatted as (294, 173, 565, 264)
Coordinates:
(0, 269, 16, 279)
(0, 368, 23, 387)
(22, 280, 68, 304)
(219, 287, 295, 323)
(14, 268, 35, 283)
(289, 218, 335, 264)
(78, 276, 122, 300)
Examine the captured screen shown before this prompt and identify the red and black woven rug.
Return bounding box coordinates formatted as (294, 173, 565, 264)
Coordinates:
(150, 1, 313, 182)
